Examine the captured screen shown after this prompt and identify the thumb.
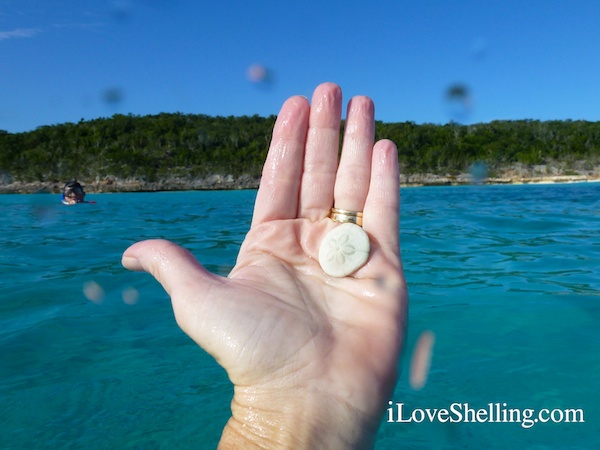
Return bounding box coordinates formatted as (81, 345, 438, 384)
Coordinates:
(122, 239, 217, 294)
(122, 239, 225, 333)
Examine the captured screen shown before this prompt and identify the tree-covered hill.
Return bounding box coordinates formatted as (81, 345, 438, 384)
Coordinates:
(377, 119, 600, 175)
(0, 113, 276, 184)
(1, 113, 599, 190)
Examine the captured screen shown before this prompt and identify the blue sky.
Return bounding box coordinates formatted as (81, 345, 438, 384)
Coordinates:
(2, 0, 600, 132)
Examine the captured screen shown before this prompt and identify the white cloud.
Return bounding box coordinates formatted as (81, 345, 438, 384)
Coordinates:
(0, 28, 41, 41)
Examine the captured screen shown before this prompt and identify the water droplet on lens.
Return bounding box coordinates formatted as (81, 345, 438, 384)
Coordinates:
(102, 87, 124, 105)
(470, 161, 488, 184)
(409, 330, 435, 390)
(83, 281, 105, 304)
(445, 83, 472, 122)
(246, 63, 275, 87)
(0, 170, 13, 185)
(247, 64, 266, 82)
(110, 0, 133, 22)
(122, 287, 139, 305)
(470, 37, 488, 61)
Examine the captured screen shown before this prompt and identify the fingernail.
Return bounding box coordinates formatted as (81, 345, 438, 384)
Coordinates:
(122, 255, 142, 271)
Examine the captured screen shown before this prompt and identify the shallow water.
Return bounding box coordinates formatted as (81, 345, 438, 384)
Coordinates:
(1, 184, 599, 449)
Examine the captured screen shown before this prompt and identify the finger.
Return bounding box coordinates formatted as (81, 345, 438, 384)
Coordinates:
(333, 96, 375, 212)
(363, 139, 400, 261)
(122, 239, 222, 299)
(252, 95, 310, 226)
(298, 82, 343, 221)
(122, 240, 235, 360)
(122, 239, 231, 359)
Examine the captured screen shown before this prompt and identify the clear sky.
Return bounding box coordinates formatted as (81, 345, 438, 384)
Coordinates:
(2, 0, 600, 133)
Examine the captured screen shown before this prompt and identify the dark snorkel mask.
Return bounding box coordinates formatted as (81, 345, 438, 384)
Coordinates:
(62, 181, 85, 203)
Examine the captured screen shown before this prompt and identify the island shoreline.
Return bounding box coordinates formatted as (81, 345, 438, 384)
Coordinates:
(2, 172, 599, 194)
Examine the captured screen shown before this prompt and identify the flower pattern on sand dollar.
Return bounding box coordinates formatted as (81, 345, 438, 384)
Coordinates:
(326, 231, 356, 265)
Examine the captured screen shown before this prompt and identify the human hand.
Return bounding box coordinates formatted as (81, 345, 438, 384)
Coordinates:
(122, 82, 407, 449)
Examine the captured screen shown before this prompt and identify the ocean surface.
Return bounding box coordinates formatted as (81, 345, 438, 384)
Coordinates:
(1, 183, 599, 449)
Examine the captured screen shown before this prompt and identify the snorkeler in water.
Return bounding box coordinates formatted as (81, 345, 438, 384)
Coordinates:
(61, 181, 88, 205)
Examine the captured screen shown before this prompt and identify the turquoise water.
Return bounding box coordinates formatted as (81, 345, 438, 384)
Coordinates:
(1, 183, 599, 449)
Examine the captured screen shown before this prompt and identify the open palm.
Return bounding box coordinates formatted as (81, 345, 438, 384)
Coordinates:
(122, 83, 407, 449)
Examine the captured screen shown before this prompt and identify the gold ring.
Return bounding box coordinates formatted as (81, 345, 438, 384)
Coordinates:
(329, 207, 363, 227)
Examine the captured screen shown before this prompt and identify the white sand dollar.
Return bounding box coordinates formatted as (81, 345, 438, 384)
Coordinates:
(318, 223, 370, 277)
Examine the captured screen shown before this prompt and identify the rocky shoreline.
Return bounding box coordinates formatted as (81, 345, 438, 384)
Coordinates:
(0, 174, 260, 194)
(399, 173, 600, 187)
(1, 167, 600, 194)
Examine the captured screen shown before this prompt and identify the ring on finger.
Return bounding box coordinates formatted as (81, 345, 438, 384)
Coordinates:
(329, 207, 363, 227)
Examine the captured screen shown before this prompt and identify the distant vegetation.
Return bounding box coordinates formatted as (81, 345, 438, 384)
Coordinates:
(1, 113, 599, 183)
